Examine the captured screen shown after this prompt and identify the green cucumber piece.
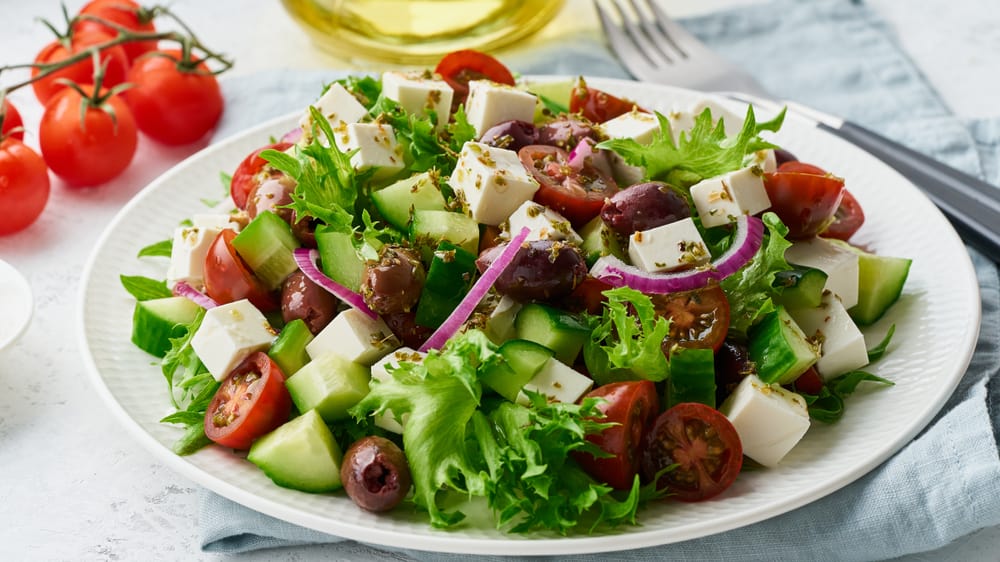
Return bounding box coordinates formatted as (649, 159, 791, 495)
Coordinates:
(247, 409, 343, 493)
(666, 347, 716, 408)
(579, 215, 625, 267)
(748, 306, 819, 385)
(268, 319, 314, 377)
(481, 339, 555, 401)
(131, 296, 201, 357)
(774, 267, 829, 309)
(514, 303, 590, 364)
(285, 353, 371, 423)
(231, 211, 301, 290)
(314, 226, 364, 292)
(834, 243, 912, 325)
(410, 209, 479, 261)
(371, 171, 447, 230)
(414, 242, 477, 328)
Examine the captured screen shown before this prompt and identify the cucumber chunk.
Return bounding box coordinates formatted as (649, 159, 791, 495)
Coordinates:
(414, 242, 477, 329)
(514, 303, 590, 364)
(410, 209, 479, 260)
(268, 319, 314, 377)
(666, 347, 716, 408)
(314, 226, 364, 292)
(748, 306, 819, 385)
(481, 339, 554, 402)
(579, 215, 626, 267)
(774, 267, 829, 309)
(231, 211, 301, 290)
(285, 353, 371, 423)
(131, 296, 201, 357)
(851, 251, 911, 325)
(247, 409, 343, 493)
(371, 171, 447, 230)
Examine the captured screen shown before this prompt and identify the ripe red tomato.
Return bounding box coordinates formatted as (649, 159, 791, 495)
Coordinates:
(31, 30, 129, 105)
(651, 284, 730, 354)
(518, 144, 619, 226)
(74, 0, 158, 63)
(763, 161, 845, 239)
(1, 99, 24, 141)
(39, 85, 138, 187)
(204, 352, 293, 450)
(569, 79, 643, 123)
(561, 276, 613, 315)
(204, 229, 279, 311)
(574, 380, 660, 490)
(435, 49, 515, 105)
(821, 189, 865, 241)
(0, 138, 50, 235)
(792, 366, 824, 396)
(641, 402, 743, 501)
(230, 141, 293, 209)
(124, 49, 224, 145)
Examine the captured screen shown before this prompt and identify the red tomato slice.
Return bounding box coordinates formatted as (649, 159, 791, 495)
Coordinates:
(204, 352, 293, 450)
(569, 78, 644, 123)
(435, 50, 515, 105)
(518, 144, 619, 226)
(204, 229, 279, 311)
(574, 380, 660, 490)
(230, 141, 292, 209)
(763, 161, 845, 239)
(821, 189, 865, 241)
(1, 99, 24, 141)
(792, 366, 824, 396)
(651, 284, 731, 354)
(641, 402, 743, 501)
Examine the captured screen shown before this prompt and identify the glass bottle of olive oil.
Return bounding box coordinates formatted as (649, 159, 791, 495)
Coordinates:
(282, 0, 565, 65)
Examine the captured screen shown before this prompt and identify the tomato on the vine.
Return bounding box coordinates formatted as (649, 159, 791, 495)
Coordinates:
(651, 284, 730, 354)
(821, 189, 865, 241)
(204, 229, 279, 311)
(230, 141, 293, 209)
(74, 0, 158, 63)
(641, 402, 743, 501)
(31, 30, 129, 105)
(39, 85, 137, 187)
(434, 49, 515, 105)
(1, 99, 24, 141)
(762, 161, 845, 239)
(124, 50, 224, 145)
(0, 138, 50, 236)
(204, 352, 292, 450)
(518, 144, 618, 226)
(569, 78, 643, 123)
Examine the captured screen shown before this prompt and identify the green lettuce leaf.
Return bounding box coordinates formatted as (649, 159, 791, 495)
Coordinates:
(158, 309, 218, 455)
(333, 75, 382, 109)
(584, 287, 670, 382)
(720, 212, 793, 337)
(136, 239, 172, 258)
(120, 275, 172, 301)
(800, 370, 894, 424)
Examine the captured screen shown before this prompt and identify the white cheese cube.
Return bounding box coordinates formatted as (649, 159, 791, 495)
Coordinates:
(306, 308, 399, 366)
(720, 374, 811, 467)
(600, 110, 660, 185)
(448, 142, 539, 225)
(191, 299, 277, 381)
(505, 201, 582, 244)
(745, 148, 777, 173)
(788, 293, 869, 379)
(690, 166, 771, 228)
(516, 357, 594, 406)
(688, 99, 744, 137)
(464, 80, 537, 136)
(628, 218, 711, 273)
(484, 295, 522, 344)
(381, 71, 454, 128)
(166, 225, 224, 289)
(786, 238, 860, 309)
(369, 347, 426, 433)
(299, 82, 368, 135)
(191, 214, 241, 232)
(332, 122, 405, 180)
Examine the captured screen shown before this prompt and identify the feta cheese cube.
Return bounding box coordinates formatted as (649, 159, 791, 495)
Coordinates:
(786, 238, 860, 309)
(381, 71, 454, 129)
(484, 295, 522, 344)
(628, 218, 711, 273)
(464, 80, 537, 136)
(788, 292, 869, 379)
(166, 224, 225, 289)
(191, 214, 241, 232)
(690, 166, 772, 228)
(516, 357, 594, 406)
(332, 122, 405, 180)
(306, 308, 399, 366)
(191, 299, 277, 381)
(369, 347, 426, 433)
(745, 148, 778, 173)
(720, 374, 811, 467)
(505, 201, 582, 244)
(688, 99, 744, 137)
(448, 142, 539, 225)
(299, 82, 368, 134)
(600, 110, 660, 185)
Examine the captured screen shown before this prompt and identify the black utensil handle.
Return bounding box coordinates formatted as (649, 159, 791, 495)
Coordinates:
(820, 121, 1000, 261)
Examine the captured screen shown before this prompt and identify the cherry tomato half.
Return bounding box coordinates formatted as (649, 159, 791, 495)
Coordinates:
(652, 283, 730, 354)
(821, 189, 865, 241)
(561, 276, 613, 315)
(574, 380, 660, 490)
(1, 99, 24, 141)
(641, 402, 743, 501)
(791, 366, 824, 396)
(569, 78, 643, 123)
(518, 144, 618, 227)
(74, 0, 158, 63)
(434, 49, 515, 105)
(230, 141, 292, 209)
(763, 161, 845, 239)
(204, 352, 293, 450)
(204, 229, 279, 311)
(0, 138, 50, 236)
(31, 30, 129, 105)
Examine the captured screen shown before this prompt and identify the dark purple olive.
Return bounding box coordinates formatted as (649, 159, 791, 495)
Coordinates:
(281, 270, 340, 335)
(246, 172, 316, 247)
(360, 246, 426, 315)
(715, 340, 756, 405)
(600, 181, 691, 237)
(383, 311, 433, 349)
(479, 120, 538, 152)
(773, 148, 798, 167)
(341, 436, 412, 513)
(536, 116, 600, 150)
(476, 240, 587, 302)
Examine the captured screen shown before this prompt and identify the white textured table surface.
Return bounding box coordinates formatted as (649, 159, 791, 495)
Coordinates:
(1, 1, 998, 560)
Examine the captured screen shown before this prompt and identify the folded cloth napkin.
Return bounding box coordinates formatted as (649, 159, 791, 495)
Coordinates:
(201, 0, 1000, 559)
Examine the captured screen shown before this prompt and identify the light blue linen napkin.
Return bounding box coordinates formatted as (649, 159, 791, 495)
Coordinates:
(201, 0, 1000, 558)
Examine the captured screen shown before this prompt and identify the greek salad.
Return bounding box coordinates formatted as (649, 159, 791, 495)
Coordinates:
(121, 50, 910, 532)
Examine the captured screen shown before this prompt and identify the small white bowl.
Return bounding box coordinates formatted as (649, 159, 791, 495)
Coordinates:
(0, 259, 33, 350)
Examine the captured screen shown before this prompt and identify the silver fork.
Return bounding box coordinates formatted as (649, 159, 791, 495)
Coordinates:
(593, 0, 1000, 262)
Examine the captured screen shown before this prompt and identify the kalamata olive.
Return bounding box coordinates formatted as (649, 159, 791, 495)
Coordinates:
(479, 120, 538, 152)
(360, 246, 426, 315)
(715, 340, 756, 405)
(536, 116, 600, 150)
(773, 148, 798, 166)
(600, 181, 691, 237)
(383, 311, 434, 349)
(341, 436, 412, 513)
(281, 270, 340, 335)
(476, 240, 587, 302)
(246, 172, 316, 246)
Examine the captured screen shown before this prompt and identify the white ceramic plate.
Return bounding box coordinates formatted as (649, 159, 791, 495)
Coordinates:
(78, 78, 980, 555)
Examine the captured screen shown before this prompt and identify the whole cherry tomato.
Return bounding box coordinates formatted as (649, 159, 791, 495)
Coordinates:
(74, 0, 158, 63)
(229, 141, 293, 209)
(204, 352, 293, 450)
(1, 99, 24, 141)
(31, 29, 129, 105)
(762, 161, 846, 239)
(203, 229, 279, 311)
(0, 138, 50, 236)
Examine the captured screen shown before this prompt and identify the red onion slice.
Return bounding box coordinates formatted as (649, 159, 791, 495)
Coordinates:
(293, 248, 378, 320)
(419, 227, 531, 352)
(173, 281, 219, 309)
(590, 215, 765, 294)
(281, 127, 303, 144)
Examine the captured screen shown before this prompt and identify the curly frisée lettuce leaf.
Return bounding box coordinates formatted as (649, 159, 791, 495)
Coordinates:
(584, 287, 671, 382)
(721, 212, 793, 337)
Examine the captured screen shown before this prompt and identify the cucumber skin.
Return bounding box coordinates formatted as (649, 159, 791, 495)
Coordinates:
(481, 339, 554, 401)
(774, 267, 829, 309)
(748, 306, 819, 385)
(268, 319, 314, 377)
(131, 296, 201, 357)
(666, 347, 716, 408)
(247, 409, 343, 493)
